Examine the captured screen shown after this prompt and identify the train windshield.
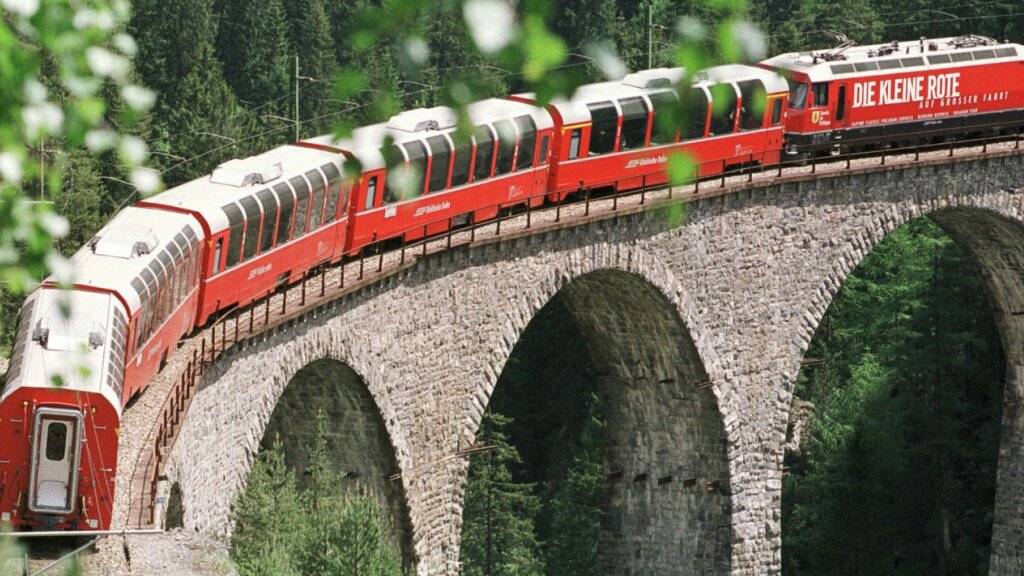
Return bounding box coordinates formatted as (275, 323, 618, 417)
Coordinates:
(787, 80, 808, 110)
(28, 408, 82, 514)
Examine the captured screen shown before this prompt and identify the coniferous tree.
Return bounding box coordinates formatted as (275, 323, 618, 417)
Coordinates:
(231, 438, 306, 576)
(217, 0, 291, 113)
(541, 394, 605, 576)
(131, 0, 249, 182)
(461, 412, 545, 576)
(282, 0, 337, 135)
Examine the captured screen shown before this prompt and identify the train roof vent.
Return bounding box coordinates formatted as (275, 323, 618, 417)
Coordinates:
(621, 68, 683, 89)
(210, 159, 283, 187)
(91, 227, 158, 259)
(386, 107, 456, 133)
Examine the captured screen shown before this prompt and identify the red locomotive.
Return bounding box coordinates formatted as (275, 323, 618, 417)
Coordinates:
(0, 35, 1021, 532)
(761, 34, 1024, 157)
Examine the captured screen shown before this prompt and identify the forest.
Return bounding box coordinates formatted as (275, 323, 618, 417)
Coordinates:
(2, 0, 1022, 574)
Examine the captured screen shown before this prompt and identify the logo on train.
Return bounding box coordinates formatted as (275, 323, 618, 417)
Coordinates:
(247, 263, 272, 280)
(625, 155, 667, 169)
(852, 72, 962, 108)
(414, 201, 452, 218)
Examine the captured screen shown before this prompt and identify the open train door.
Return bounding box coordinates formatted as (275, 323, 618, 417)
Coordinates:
(27, 407, 82, 516)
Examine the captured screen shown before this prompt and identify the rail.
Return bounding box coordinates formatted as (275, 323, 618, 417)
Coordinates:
(126, 126, 1024, 528)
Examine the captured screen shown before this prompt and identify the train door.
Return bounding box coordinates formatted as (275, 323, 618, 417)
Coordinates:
(833, 83, 849, 139)
(28, 408, 82, 515)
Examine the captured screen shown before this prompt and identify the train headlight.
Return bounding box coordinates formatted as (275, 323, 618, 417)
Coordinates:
(87, 518, 98, 528)
(1, 512, 9, 522)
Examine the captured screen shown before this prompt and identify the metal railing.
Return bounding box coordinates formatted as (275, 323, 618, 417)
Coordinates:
(126, 126, 1024, 527)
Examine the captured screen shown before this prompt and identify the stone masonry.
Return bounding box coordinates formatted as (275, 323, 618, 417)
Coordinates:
(163, 152, 1024, 575)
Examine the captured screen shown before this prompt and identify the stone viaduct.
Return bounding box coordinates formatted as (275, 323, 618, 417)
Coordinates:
(160, 150, 1024, 575)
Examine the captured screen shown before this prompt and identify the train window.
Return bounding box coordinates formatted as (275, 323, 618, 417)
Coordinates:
(587, 101, 618, 155)
(322, 165, 340, 224)
(950, 51, 973, 62)
(256, 188, 278, 253)
(426, 135, 451, 193)
(683, 87, 709, 140)
(853, 61, 878, 72)
(928, 54, 952, 64)
(568, 129, 582, 159)
(450, 137, 472, 187)
(648, 91, 678, 145)
(45, 422, 67, 461)
(306, 170, 326, 228)
(708, 84, 736, 136)
(493, 119, 517, 175)
(364, 176, 378, 210)
(538, 135, 549, 164)
(472, 126, 496, 181)
(273, 182, 294, 245)
(830, 63, 855, 74)
(877, 59, 902, 70)
(213, 238, 223, 272)
(222, 203, 245, 268)
(738, 80, 766, 131)
(811, 83, 828, 107)
(382, 145, 405, 204)
(290, 176, 311, 237)
(399, 140, 428, 200)
(399, 140, 428, 198)
(787, 80, 807, 110)
(771, 98, 783, 125)
(515, 115, 537, 170)
(972, 49, 995, 60)
(619, 97, 649, 150)
(836, 86, 847, 121)
(995, 47, 1017, 58)
(240, 196, 262, 261)
(901, 57, 925, 67)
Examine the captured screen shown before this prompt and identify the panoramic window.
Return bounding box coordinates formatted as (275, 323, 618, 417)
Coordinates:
(494, 119, 517, 175)
(450, 138, 472, 187)
(256, 189, 278, 254)
(708, 84, 737, 136)
(738, 80, 766, 131)
(648, 91, 679, 145)
(514, 115, 537, 170)
(426, 135, 451, 193)
(240, 196, 262, 261)
(401, 140, 428, 199)
(222, 202, 245, 268)
(290, 175, 311, 237)
(587, 101, 618, 154)
(619, 97, 649, 150)
(473, 125, 496, 182)
(272, 182, 294, 245)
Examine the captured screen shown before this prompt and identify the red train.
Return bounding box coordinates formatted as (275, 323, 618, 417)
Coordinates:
(1, 35, 1021, 531)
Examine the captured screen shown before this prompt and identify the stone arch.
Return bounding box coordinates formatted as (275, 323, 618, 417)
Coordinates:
(261, 358, 415, 565)
(465, 268, 732, 574)
(787, 204, 1024, 571)
(162, 326, 417, 559)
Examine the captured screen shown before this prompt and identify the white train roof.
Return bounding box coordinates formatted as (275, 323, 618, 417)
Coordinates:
(546, 65, 786, 124)
(142, 144, 341, 233)
(303, 97, 553, 171)
(68, 206, 203, 313)
(762, 35, 1023, 83)
(2, 288, 126, 414)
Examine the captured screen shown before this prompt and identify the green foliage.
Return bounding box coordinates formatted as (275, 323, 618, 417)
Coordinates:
(217, 0, 291, 112)
(0, 0, 155, 295)
(282, 0, 337, 134)
(540, 394, 605, 576)
(784, 220, 1003, 576)
(232, 414, 405, 576)
(461, 412, 545, 576)
(231, 438, 306, 576)
(131, 0, 249, 182)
